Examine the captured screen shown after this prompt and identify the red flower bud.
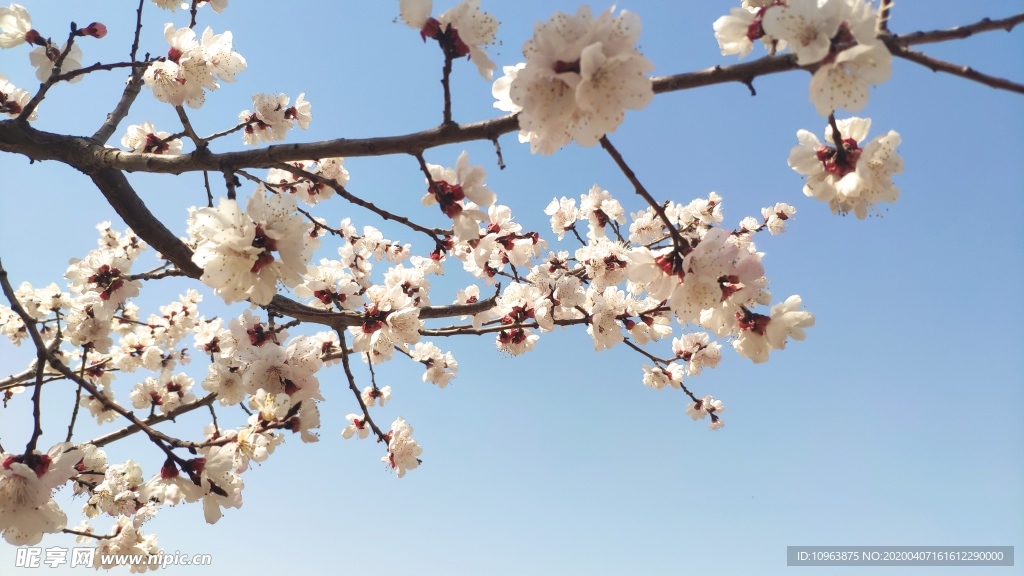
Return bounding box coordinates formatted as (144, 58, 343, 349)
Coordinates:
(82, 22, 107, 39)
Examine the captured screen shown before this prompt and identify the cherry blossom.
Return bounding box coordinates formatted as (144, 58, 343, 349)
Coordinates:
(383, 417, 423, 478)
(201, 28, 246, 83)
(424, 151, 495, 241)
(239, 93, 311, 145)
(761, 202, 796, 234)
(733, 295, 815, 363)
(349, 285, 422, 362)
(713, 3, 786, 59)
(0, 443, 82, 545)
(672, 332, 723, 376)
(65, 249, 142, 320)
(295, 258, 365, 311)
(361, 385, 392, 407)
(342, 414, 371, 439)
(502, 6, 655, 154)
(685, 395, 725, 429)
(436, 0, 499, 80)
(641, 363, 684, 390)
(809, 43, 891, 116)
(188, 186, 317, 305)
(28, 42, 81, 82)
(409, 342, 459, 387)
(579, 185, 626, 240)
(266, 157, 348, 206)
(0, 3, 32, 49)
(122, 121, 183, 155)
(0, 73, 33, 119)
(761, 0, 842, 65)
(89, 507, 162, 571)
(144, 24, 245, 108)
(788, 117, 903, 218)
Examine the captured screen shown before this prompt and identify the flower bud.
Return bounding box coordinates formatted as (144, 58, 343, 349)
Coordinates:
(80, 22, 107, 38)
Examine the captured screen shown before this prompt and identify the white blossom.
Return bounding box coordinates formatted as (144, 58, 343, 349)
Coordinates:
(505, 6, 654, 154)
(122, 121, 182, 155)
(188, 186, 316, 305)
(0, 3, 32, 48)
(383, 417, 423, 478)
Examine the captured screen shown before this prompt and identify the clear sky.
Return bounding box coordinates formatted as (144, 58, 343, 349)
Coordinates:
(1, 1, 1021, 575)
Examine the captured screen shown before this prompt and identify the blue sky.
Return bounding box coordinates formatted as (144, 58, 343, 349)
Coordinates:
(1, 1, 1021, 575)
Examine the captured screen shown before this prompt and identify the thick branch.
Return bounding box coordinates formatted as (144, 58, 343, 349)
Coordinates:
(4, 10, 1022, 173)
(92, 74, 145, 145)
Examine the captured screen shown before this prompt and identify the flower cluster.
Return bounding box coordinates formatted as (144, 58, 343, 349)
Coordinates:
(383, 417, 423, 478)
(265, 157, 348, 206)
(143, 24, 246, 108)
(28, 41, 81, 83)
(714, 0, 892, 115)
(0, 4, 109, 112)
(400, 0, 499, 80)
(492, 6, 655, 154)
(239, 93, 312, 146)
(0, 443, 82, 545)
(423, 151, 496, 241)
(187, 186, 318, 305)
(121, 121, 183, 155)
(788, 116, 902, 218)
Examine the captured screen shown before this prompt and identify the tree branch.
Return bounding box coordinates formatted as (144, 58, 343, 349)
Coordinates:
(0, 259, 47, 453)
(268, 164, 452, 241)
(599, 136, 685, 251)
(887, 44, 1024, 95)
(5, 10, 1022, 173)
(895, 12, 1024, 46)
(88, 393, 217, 448)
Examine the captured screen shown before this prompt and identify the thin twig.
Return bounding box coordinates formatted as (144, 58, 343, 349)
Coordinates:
(63, 528, 112, 541)
(130, 0, 145, 62)
(55, 60, 150, 83)
(895, 12, 1024, 46)
(66, 349, 87, 442)
(889, 45, 1024, 95)
(599, 136, 684, 251)
(92, 0, 147, 145)
(877, 0, 893, 36)
(269, 164, 451, 241)
(19, 28, 79, 121)
(491, 137, 505, 170)
(88, 394, 217, 448)
(208, 403, 220, 438)
(336, 330, 388, 443)
(203, 170, 213, 207)
(0, 260, 47, 453)
(175, 106, 203, 147)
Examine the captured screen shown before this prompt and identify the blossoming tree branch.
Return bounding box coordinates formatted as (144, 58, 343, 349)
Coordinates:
(0, 0, 1020, 567)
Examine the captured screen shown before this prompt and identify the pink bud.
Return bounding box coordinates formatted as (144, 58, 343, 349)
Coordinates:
(24, 29, 45, 46)
(83, 22, 107, 38)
